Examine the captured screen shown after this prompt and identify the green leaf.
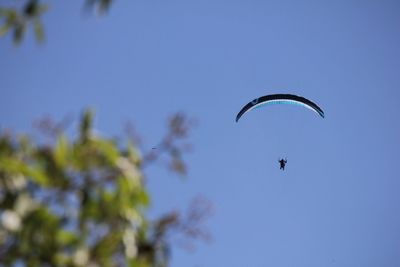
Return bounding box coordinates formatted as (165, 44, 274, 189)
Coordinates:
(54, 135, 68, 167)
(95, 139, 119, 164)
(0, 23, 11, 37)
(0, 158, 47, 186)
(56, 230, 79, 246)
(23, 165, 49, 186)
(80, 109, 94, 142)
(33, 19, 44, 42)
(127, 141, 142, 165)
(138, 189, 150, 206)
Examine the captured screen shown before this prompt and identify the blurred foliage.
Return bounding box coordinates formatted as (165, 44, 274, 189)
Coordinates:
(0, 109, 211, 267)
(0, 0, 113, 45)
(0, 0, 48, 45)
(85, 0, 114, 14)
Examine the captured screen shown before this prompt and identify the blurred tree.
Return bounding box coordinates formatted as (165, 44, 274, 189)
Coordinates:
(0, 109, 211, 267)
(0, 0, 113, 45)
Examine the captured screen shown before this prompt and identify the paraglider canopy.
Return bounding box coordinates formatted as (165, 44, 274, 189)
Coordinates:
(236, 94, 325, 122)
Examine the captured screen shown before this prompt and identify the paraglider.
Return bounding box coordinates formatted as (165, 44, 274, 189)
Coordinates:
(235, 94, 325, 122)
(278, 158, 287, 170)
(236, 93, 324, 170)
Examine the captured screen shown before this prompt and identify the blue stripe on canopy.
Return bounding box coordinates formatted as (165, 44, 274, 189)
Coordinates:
(236, 94, 325, 122)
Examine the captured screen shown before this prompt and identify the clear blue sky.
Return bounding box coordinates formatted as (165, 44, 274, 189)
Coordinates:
(1, 0, 400, 266)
